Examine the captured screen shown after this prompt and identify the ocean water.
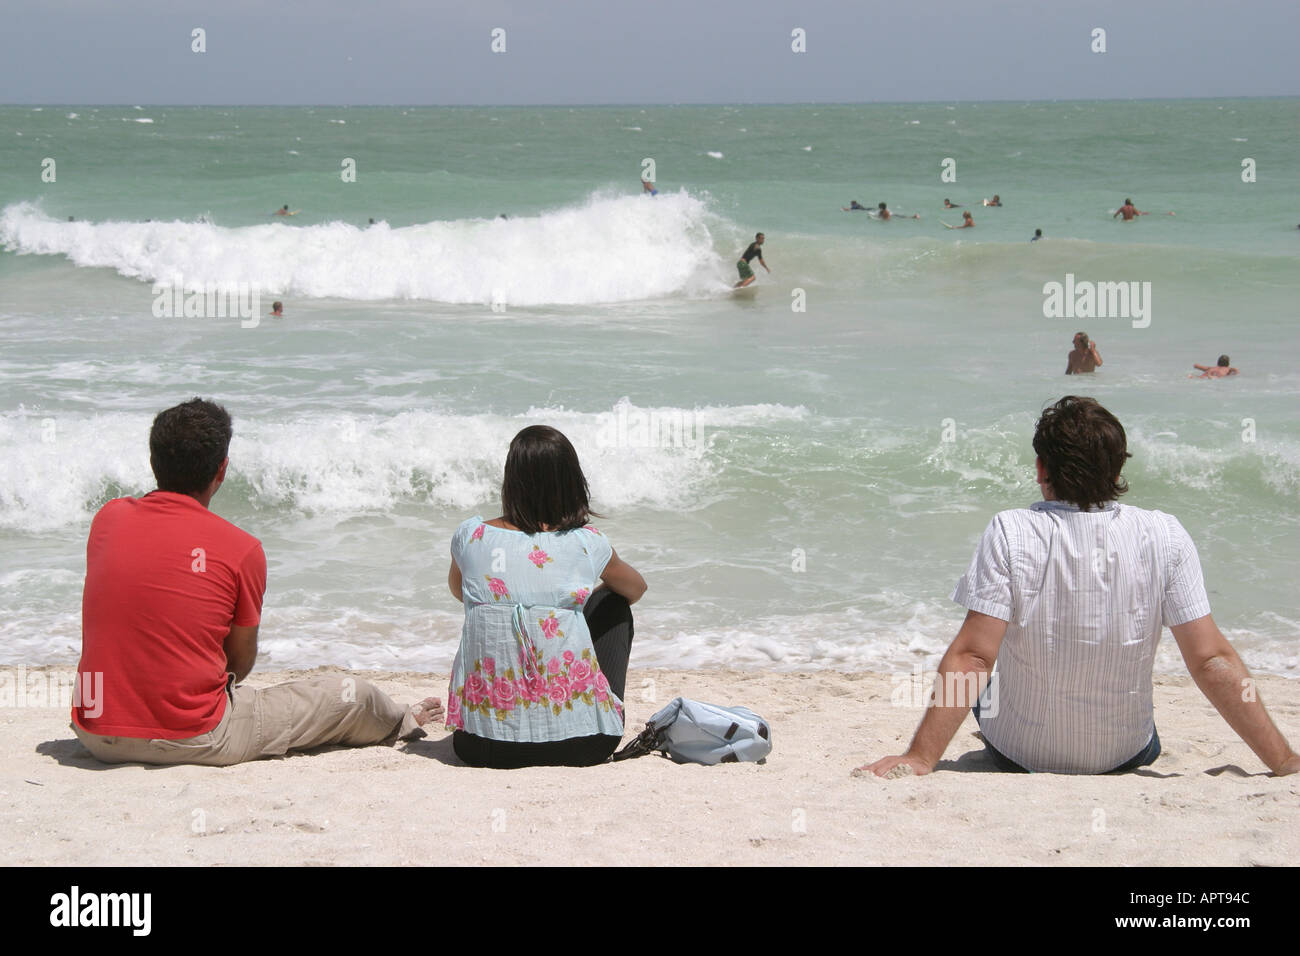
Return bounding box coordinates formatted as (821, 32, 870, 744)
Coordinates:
(2, 101, 1298, 677)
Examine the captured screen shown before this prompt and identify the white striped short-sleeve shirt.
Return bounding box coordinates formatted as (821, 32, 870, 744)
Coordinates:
(952, 499, 1211, 774)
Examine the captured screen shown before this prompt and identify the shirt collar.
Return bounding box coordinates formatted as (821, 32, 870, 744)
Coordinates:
(1031, 499, 1118, 514)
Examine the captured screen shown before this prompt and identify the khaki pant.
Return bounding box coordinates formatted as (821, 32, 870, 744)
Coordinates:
(72, 676, 423, 767)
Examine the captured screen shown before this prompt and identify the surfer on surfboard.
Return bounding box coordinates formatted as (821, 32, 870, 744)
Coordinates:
(273, 204, 299, 217)
(942, 211, 975, 229)
(735, 232, 769, 288)
(872, 202, 920, 221)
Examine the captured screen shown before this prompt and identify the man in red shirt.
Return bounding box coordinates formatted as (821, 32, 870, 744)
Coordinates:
(72, 398, 442, 765)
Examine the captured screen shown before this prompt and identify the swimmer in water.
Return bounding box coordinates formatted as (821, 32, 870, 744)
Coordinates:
(1114, 199, 1146, 221)
(951, 210, 975, 229)
(270, 301, 283, 318)
(1190, 355, 1238, 379)
(1066, 332, 1102, 374)
(1031, 228, 1043, 241)
(843, 200, 869, 211)
(982, 195, 1002, 207)
(943, 198, 962, 209)
(273, 204, 297, 217)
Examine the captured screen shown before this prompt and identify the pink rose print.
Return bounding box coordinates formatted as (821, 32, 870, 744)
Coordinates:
(568, 659, 593, 693)
(539, 613, 562, 640)
(482, 657, 495, 676)
(470, 524, 485, 542)
(595, 689, 609, 703)
(490, 676, 516, 712)
(446, 691, 464, 729)
(528, 546, 553, 569)
(571, 587, 590, 607)
(546, 657, 560, 676)
(485, 576, 510, 601)
(583, 524, 600, 534)
(595, 671, 610, 693)
(562, 650, 575, 665)
(526, 674, 547, 701)
(464, 673, 488, 706)
(546, 675, 571, 704)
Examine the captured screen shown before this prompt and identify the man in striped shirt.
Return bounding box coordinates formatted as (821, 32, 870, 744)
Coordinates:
(863, 396, 1299, 776)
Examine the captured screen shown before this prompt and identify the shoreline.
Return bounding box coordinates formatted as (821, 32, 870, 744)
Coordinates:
(3, 667, 1297, 866)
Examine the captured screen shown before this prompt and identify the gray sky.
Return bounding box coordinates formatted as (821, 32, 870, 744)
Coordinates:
(2, 0, 1297, 104)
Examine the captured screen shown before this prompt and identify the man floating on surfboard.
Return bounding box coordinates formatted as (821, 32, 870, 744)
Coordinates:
(942, 211, 975, 229)
(871, 202, 920, 221)
(735, 232, 769, 288)
(273, 204, 299, 217)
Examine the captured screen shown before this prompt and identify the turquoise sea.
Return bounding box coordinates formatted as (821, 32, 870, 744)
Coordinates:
(2, 100, 1297, 676)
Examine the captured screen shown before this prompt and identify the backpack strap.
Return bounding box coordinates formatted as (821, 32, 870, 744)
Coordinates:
(610, 722, 664, 762)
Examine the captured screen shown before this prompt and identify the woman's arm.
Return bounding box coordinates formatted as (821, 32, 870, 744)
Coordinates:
(600, 548, 647, 605)
(448, 559, 463, 602)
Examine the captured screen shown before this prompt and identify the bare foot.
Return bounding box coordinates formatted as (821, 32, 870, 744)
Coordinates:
(411, 697, 445, 727)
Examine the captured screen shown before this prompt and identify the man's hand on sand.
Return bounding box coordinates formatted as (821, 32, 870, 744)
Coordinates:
(1276, 753, 1300, 776)
(854, 753, 934, 778)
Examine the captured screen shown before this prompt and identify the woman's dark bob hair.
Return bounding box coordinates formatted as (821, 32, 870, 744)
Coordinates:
(501, 425, 601, 533)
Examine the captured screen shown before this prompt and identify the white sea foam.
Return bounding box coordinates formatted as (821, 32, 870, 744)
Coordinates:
(0, 401, 808, 532)
(0, 192, 726, 306)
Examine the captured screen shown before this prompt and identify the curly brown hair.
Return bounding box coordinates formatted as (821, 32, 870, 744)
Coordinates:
(1032, 396, 1131, 512)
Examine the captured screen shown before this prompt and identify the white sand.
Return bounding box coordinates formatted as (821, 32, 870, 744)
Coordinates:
(3, 667, 1297, 866)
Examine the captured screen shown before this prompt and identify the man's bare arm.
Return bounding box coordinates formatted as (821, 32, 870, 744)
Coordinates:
(860, 610, 1008, 776)
(223, 624, 258, 683)
(1171, 614, 1300, 775)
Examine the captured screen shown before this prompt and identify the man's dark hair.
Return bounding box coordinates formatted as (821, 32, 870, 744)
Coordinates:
(1217, 354, 1230, 367)
(501, 425, 600, 533)
(1032, 396, 1131, 512)
(755, 232, 764, 239)
(149, 398, 233, 495)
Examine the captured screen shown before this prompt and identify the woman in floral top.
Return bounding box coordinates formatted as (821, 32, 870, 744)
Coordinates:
(446, 425, 647, 768)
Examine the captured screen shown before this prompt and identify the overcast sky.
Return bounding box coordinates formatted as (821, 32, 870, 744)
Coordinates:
(2, 0, 1297, 105)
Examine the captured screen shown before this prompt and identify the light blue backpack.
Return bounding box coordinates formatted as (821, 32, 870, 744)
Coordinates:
(612, 697, 772, 765)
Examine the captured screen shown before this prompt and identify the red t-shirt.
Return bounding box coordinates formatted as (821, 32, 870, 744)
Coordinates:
(73, 491, 267, 739)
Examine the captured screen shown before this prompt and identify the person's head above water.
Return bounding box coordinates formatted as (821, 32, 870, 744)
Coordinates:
(1218, 355, 1230, 367)
(1124, 198, 1133, 206)
(878, 202, 887, 210)
(1032, 396, 1131, 512)
(1034, 229, 1043, 237)
(1074, 331, 1089, 348)
(501, 425, 599, 534)
(149, 398, 232, 496)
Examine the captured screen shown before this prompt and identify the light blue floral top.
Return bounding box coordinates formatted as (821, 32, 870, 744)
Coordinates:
(445, 516, 625, 742)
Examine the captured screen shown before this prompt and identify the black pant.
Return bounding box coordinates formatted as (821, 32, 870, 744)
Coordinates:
(452, 588, 634, 769)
